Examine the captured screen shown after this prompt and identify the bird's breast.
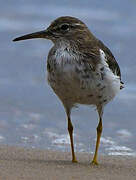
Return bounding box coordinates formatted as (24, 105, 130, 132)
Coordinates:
(47, 47, 121, 107)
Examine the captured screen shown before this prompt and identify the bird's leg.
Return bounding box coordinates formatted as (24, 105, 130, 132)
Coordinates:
(67, 115, 77, 163)
(91, 106, 103, 165)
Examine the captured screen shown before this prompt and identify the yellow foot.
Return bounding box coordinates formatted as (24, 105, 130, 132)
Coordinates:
(91, 160, 99, 165)
(72, 159, 78, 163)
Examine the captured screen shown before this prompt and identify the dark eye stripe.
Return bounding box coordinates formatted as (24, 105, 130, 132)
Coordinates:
(54, 23, 81, 32)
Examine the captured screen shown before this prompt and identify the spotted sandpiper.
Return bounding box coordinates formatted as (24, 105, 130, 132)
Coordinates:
(13, 16, 123, 164)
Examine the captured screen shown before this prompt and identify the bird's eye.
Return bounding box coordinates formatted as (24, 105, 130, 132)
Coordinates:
(60, 24, 69, 31)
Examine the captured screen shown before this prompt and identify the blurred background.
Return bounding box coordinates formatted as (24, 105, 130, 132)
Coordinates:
(0, 0, 136, 156)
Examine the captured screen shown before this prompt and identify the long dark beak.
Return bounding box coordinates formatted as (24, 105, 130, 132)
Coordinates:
(13, 30, 50, 42)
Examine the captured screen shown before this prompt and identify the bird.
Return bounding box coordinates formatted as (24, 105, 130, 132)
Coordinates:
(13, 16, 123, 165)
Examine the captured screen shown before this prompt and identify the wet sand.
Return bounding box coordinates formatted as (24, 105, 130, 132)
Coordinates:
(0, 145, 135, 180)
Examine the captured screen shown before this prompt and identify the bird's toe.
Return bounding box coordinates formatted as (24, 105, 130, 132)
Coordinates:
(91, 160, 99, 165)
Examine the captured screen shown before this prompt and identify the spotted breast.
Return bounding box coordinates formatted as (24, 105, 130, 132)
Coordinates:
(47, 41, 121, 109)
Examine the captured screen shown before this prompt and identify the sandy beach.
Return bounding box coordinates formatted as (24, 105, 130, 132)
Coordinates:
(0, 145, 135, 180)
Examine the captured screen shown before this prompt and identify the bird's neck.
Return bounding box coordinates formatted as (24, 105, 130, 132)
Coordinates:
(54, 38, 75, 50)
(52, 33, 98, 63)
(53, 32, 97, 52)
(49, 39, 80, 67)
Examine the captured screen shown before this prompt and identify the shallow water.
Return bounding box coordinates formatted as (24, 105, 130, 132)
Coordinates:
(0, 0, 136, 156)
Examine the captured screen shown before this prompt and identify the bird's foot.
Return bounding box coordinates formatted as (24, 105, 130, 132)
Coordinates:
(72, 158, 78, 163)
(91, 160, 99, 165)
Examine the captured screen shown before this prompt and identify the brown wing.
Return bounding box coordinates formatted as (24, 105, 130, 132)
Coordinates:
(77, 38, 124, 89)
(97, 40, 121, 78)
(97, 39, 124, 89)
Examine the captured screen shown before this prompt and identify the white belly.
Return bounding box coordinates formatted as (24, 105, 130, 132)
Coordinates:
(48, 64, 120, 107)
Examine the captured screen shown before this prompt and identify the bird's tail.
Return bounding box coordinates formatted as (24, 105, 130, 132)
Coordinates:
(120, 81, 124, 89)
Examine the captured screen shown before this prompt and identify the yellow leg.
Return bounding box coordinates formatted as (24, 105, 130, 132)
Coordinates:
(68, 116, 78, 163)
(91, 116, 103, 165)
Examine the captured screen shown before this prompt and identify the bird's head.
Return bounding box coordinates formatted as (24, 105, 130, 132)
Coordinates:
(13, 16, 93, 43)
